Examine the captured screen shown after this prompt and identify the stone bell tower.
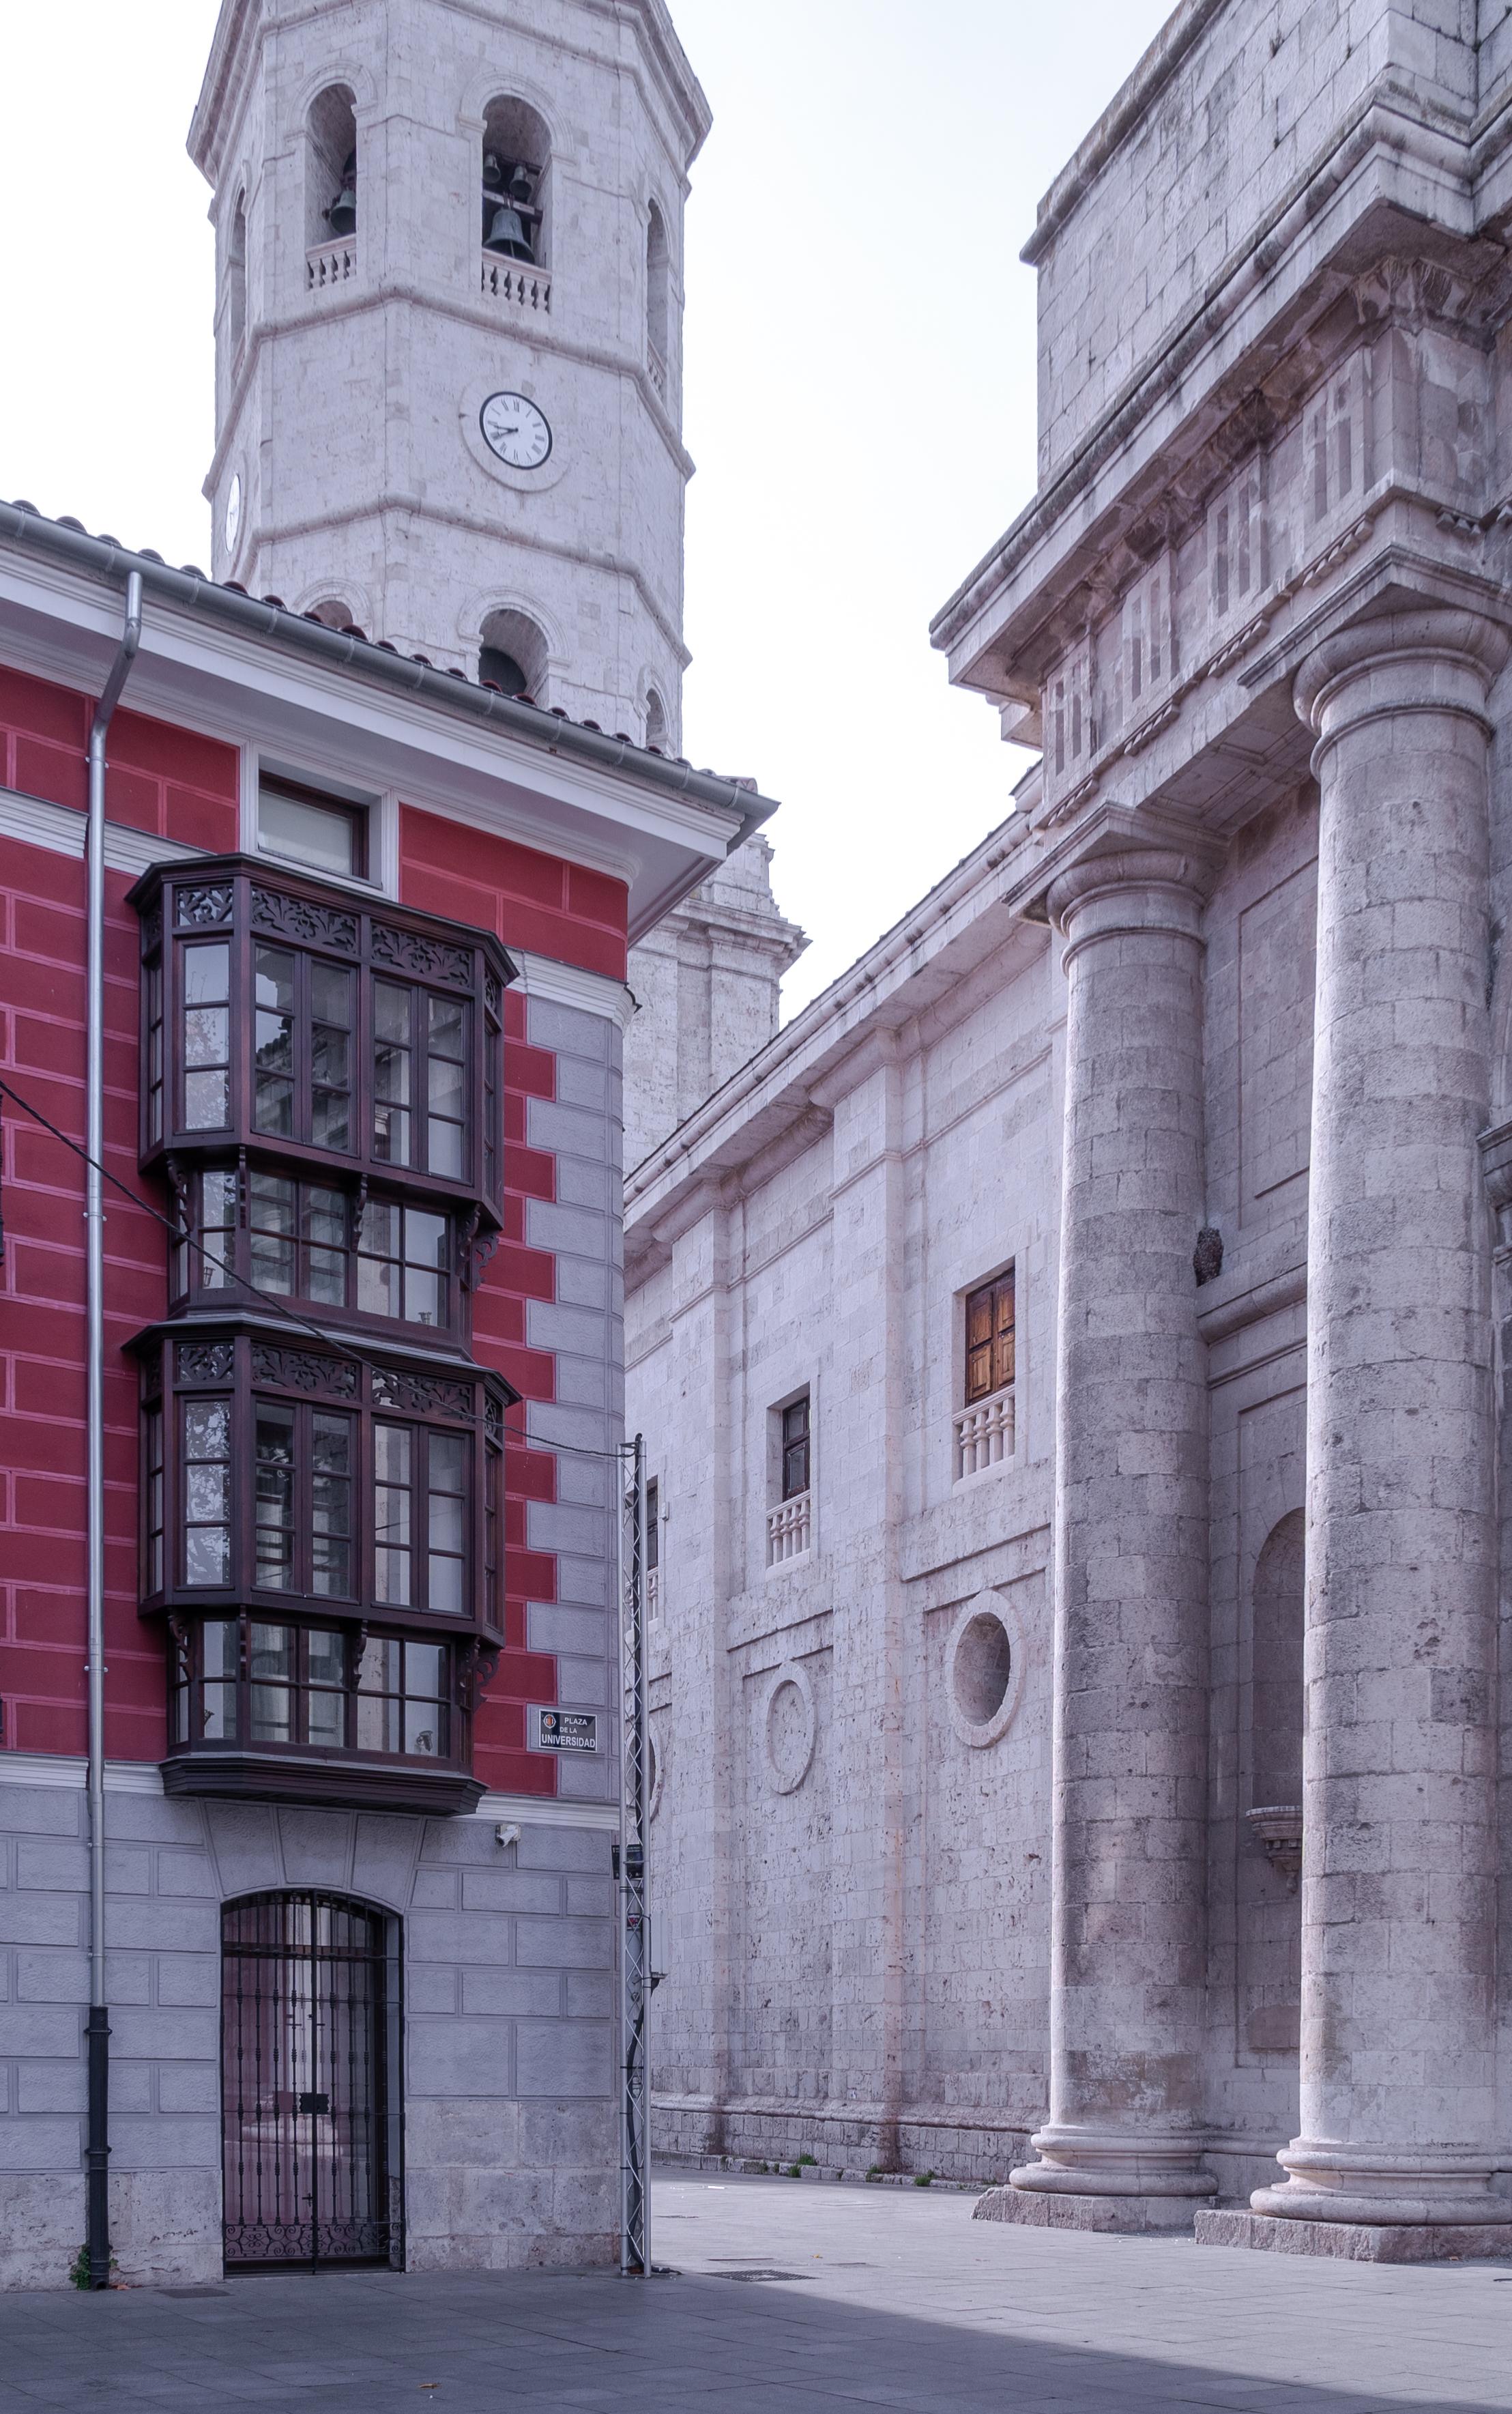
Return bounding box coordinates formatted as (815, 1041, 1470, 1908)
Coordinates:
(188, 0, 705, 745)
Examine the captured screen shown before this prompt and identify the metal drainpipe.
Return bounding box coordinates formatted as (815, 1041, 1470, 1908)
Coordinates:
(84, 571, 143, 2291)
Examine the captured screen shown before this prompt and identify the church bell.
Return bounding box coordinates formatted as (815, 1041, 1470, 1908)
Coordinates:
(326, 152, 358, 238)
(483, 204, 532, 261)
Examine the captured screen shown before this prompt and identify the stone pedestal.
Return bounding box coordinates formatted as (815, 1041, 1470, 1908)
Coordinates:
(1197, 2209, 1512, 2264)
(1249, 607, 1511, 2233)
(1008, 812, 1224, 2223)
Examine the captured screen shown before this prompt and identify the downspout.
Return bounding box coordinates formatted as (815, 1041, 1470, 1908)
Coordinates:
(84, 571, 143, 2291)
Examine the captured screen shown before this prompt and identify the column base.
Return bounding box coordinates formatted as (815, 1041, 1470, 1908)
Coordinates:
(976, 2185, 1198, 2235)
(1252, 2143, 1503, 2228)
(1197, 2209, 1512, 2264)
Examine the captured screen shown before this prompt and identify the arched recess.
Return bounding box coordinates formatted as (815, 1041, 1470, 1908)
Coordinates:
(227, 192, 248, 354)
(643, 686, 669, 751)
(478, 607, 549, 698)
(308, 597, 357, 633)
(1251, 1508, 1305, 1808)
(307, 83, 358, 250)
(645, 199, 670, 377)
(480, 96, 551, 266)
(220, 1889, 403, 2271)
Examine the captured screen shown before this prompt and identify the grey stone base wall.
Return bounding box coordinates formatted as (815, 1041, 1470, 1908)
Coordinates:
(0, 1768, 619, 2288)
(653, 2097, 1031, 2185)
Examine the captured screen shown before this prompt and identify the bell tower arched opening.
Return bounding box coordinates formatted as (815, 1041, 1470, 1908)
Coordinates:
(480, 98, 549, 267)
(478, 608, 547, 698)
(227, 194, 248, 357)
(645, 201, 669, 388)
(308, 85, 358, 253)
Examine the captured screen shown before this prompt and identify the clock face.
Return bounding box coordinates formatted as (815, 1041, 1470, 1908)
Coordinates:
(480, 391, 553, 470)
(224, 472, 242, 556)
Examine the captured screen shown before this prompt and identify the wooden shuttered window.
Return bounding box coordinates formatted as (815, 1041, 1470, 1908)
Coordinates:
(965, 1271, 1015, 1406)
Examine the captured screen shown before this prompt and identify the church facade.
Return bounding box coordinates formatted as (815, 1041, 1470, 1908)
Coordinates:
(627, 0, 1512, 2252)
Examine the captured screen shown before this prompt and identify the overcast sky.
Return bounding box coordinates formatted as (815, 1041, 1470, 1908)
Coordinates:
(0, 1, 1172, 1013)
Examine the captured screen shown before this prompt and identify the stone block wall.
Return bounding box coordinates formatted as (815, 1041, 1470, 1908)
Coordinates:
(0, 1772, 617, 2286)
(1030, 0, 1483, 483)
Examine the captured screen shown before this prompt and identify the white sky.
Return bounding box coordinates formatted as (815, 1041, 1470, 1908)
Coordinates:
(0, 1, 1172, 1014)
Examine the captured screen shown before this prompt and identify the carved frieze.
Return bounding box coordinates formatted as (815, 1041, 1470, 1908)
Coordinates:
(250, 1344, 360, 1398)
(370, 1366, 474, 1420)
(250, 887, 359, 953)
(177, 1340, 233, 1383)
(370, 924, 472, 986)
(175, 884, 233, 928)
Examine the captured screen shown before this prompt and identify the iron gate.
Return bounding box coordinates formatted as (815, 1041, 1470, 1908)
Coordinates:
(221, 1891, 398, 2269)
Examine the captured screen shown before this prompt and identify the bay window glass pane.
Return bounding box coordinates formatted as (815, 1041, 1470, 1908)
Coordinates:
(196, 1169, 236, 1291)
(254, 948, 296, 1135)
(254, 1403, 296, 1590)
(306, 1626, 347, 1747)
(310, 962, 355, 1151)
(405, 1700, 441, 1757)
(182, 943, 230, 1130)
(355, 1635, 401, 1755)
(427, 1434, 466, 1614)
(426, 996, 467, 1177)
(405, 1641, 446, 1699)
(374, 1423, 413, 1604)
(405, 1210, 447, 1326)
(306, 1186, 348, 1306)
(356, 1691, 400, 1753)
(249, 1622, 293, 1741)
(356, 1637, 401, 1694)
(248, 1173, 296, 1295)
(357, 1199, 401, 1318)
(201, 1618, 239, 1740)
(373, 983, 412, 1165)
(310, 1414, 353, 1596)
(307, 1686, 345, 1747)
(147, 960, 164, 1144)
(182, 1399, 231, 1586)
(145, 1410, 164, 1595)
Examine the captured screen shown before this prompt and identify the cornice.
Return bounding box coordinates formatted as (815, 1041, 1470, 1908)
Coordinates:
(932, 87, 1501, 680)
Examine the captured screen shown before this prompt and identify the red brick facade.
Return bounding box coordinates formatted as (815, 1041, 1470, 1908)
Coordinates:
(0, 662, 627, 1798)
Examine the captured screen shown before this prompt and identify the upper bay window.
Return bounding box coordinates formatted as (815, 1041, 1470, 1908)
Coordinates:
(131, 856, 511, 1218)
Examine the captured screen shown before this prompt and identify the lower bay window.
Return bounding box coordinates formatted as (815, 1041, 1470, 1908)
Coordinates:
(139, 1324, 513, 1811)
(173, 1618, 452, 1762)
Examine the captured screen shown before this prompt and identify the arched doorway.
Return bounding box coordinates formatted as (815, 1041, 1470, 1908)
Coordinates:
(221, 1891, 401, 2269)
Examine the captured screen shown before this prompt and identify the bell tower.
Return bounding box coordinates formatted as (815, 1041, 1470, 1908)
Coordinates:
(188, 0, 706, 746)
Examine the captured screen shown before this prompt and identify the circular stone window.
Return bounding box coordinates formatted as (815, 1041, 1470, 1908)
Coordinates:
(945, 1591, 1026, 1749)
(761, 1661, 817, 1795)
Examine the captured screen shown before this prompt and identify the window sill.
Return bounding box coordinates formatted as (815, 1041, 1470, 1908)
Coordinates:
(764, 1547, 813, 1578)
(160, 1747, 484, 1817)
(951, 1454, 1021, 1493)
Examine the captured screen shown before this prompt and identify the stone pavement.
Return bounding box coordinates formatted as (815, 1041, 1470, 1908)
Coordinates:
(0, 2172, 1508, 2411)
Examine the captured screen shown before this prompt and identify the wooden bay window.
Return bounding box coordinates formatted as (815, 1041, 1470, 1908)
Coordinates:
(131, 853, 517, 1815)
(131, 856, 510, 1219)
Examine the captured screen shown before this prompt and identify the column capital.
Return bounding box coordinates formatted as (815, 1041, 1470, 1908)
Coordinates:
(1038, 804, 1226, 949)
(1294, 605, 1511, 747)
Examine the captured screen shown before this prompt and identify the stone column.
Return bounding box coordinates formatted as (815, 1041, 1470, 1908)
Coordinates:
(1003, 813, 1223, 2228)
(1251, 607, 1510, 2235)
